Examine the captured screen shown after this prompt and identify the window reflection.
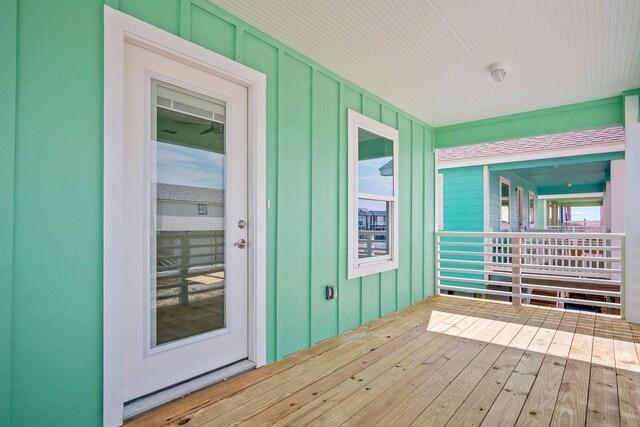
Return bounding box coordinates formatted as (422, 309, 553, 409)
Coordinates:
(358, 128, 393, 196)
(358, 199, 390, 258)
(151, 81, 227, 347)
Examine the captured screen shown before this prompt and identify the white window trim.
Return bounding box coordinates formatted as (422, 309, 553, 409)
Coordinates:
(103, 7, 266, 426)
(499, 176, 511, 231)
(347, 110, 399, 279)
(528, 190, 536, 226)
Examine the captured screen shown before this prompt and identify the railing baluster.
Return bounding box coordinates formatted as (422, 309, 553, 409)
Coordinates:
(512, 236, 521, 306)
(435, 230, 625, 315)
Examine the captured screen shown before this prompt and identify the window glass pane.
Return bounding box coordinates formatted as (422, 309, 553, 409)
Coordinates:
(501, 182, 509, 198)
(358, 199, 389, 259)
(151, 80, 226, 348)
(500, 182, 510, 223)
(529, 194, 535, 223)
(358, 128, 393, 196)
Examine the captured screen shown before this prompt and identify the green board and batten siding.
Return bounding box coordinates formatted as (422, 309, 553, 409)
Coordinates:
(6, 1, 104, 426)
(1, 1, 17, 425)
(2, 1, 435, 424)
(5, 1, 629, 425)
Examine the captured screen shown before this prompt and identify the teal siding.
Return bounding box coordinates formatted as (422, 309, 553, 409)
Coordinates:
(2, 1, 436, 424)
(442, 166, 484, 232)
(440, 167, 484, 290)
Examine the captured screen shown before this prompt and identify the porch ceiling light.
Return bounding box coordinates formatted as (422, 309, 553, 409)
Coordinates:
(489, 63, 506, 82)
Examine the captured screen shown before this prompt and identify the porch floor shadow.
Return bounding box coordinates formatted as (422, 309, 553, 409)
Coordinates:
(126, 295, 640, 426)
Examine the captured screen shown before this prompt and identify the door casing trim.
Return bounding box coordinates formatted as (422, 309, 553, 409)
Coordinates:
(103, 6, 267, 425)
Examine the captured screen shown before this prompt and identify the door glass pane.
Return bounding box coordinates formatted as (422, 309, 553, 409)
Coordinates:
(151, 80, 227, 348)
(358, 199, 390, 259)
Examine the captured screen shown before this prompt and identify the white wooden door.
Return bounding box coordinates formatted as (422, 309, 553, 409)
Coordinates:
(122, 41, 249, 402)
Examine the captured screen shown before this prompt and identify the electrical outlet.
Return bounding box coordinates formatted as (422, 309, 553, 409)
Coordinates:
(325, 285, 337, 300)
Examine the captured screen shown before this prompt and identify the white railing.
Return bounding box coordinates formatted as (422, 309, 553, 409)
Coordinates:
(358, 230, 388, 257)
(436, 231, 625, 313)
(155, 230, 225, 306)
(546, 220, 605, 233)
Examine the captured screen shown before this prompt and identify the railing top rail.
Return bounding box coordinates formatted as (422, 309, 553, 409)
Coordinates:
(436, 231, 626, 239)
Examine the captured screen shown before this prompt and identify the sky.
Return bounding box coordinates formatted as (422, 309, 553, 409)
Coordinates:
(570, 206, 600, 221)
(359, 156, 392, 193)
(358, 156, 393, 211)
(155, 141, 224, 189)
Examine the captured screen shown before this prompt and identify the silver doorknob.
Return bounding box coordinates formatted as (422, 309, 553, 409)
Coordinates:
(234, 238, 248, 249)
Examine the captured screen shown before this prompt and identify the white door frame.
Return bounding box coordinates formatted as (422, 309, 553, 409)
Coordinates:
(103, 6, 266, 425)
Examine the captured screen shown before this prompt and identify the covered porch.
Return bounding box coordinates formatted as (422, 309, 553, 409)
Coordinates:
(127, 295, 639, 426)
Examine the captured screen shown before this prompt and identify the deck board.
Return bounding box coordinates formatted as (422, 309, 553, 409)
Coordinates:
(125, 296, 639, 427)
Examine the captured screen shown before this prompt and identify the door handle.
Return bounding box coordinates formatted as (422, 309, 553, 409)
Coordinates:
(234, 238, 248, 249)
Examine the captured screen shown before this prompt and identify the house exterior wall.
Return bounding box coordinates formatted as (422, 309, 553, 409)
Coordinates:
(441, 166, 484, 232)
(440, 166, 538, 233)
(439, 166, 485, 290)
(2, 1, 634, 425)
(488, 170, 538, 231)
(4, 1, 104, 426)
(2, 1, 435, 424)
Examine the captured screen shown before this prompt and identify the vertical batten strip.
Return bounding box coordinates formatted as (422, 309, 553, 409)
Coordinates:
(408, 121, 415, 303)
(273, 48, 285, 359)
(411, 122, 425, 303)
(422, 129, 428, 299)
(235, 28, 244, 63)
(308, 67, 315, 347)
(381, 106, 399, 315)
(361, 96, 382, 323)
(179, 0, 191, 39)
(0, 0, 17, 423)
(337, 82, 345, 333)
(270, 46, 279, 362)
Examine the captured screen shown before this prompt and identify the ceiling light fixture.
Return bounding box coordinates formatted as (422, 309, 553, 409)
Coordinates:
(489, 63, 506, 82)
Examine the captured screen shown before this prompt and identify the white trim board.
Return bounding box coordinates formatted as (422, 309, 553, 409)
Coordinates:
(538, 192, 604, 200)
(438, 141, 625, 170)
(103, 6, 267, 425)
(347, 109, 400, 279)
(624, 95, 640, 323)
(482, 166, 489, 231)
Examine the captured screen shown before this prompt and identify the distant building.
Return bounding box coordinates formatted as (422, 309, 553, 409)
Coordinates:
(156, 183, 224, 231)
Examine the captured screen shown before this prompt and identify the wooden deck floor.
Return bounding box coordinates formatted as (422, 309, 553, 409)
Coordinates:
(127, 296, 640, 426)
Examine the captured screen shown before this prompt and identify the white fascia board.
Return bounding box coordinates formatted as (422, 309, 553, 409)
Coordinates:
(438, 141, 625, 170)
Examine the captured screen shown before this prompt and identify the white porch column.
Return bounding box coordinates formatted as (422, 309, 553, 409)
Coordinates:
(624, 94, 640, 323)
(603, 181, 612, 232)
(611, 160, 625, 233)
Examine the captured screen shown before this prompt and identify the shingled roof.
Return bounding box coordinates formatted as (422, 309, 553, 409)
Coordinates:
(157, 183, 224, 203)
(437, 126, 625, 162)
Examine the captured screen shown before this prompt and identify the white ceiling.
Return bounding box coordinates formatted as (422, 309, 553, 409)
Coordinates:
(211, 0, 640, 127)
